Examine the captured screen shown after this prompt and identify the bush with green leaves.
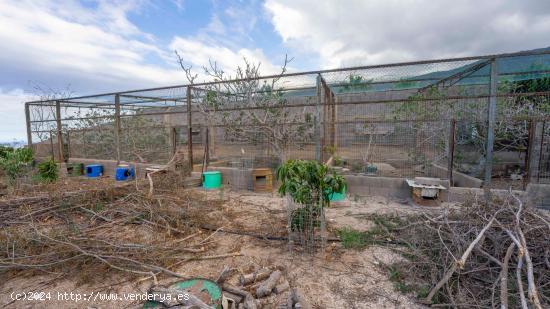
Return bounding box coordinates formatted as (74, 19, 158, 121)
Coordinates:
(37, 157, 58, 182)
(276, 159, 346, 206)
(277, 160, 346, 233)
(0, 148, 34, 185)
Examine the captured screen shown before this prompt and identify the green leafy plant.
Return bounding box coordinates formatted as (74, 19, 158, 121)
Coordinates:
(277, 160, 346, 234)
(0, 148, 34, 186)
(37, 157, 58, 182)
(0, 146, 14, 159)
(276, 159, 346, 206)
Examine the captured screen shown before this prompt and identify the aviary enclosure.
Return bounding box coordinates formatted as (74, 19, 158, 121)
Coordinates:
(25, 49, 550, 190)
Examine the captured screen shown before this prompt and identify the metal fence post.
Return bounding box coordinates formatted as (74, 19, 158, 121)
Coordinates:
(114, 94, 121, 164)
(484, 59, 497, 187)
(25, 103, 33, 150)
(315, 74, 322, 162)
(187, 86, 193, 171)
(448, 119, 456, 185)
(523, 120, 534, 190)
(55, 100, 64, 162)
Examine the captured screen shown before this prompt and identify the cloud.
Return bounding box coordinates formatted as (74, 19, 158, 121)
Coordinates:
(0, 89, 31, 141)
(0, 0, 183, 93)
(170, 36, 285, 80)
(265, 0, 550, 68)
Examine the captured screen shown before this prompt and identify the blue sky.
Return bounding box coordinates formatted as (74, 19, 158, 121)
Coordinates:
(1, 0, 549, 141)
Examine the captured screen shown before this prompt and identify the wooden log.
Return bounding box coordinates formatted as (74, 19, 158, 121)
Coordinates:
(290, 288, 311, 309)
(239, 267, 272, 286)
(256, 270, 282, 298)
(223, 291, 244, 304)
(223, 283, 252, 299)
(216, 265, 235, 284)
(273, 281, 290, 294)
(243, 294, 258, 309)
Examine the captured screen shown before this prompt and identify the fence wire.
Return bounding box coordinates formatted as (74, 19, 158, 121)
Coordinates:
(26, 50, 550, 190)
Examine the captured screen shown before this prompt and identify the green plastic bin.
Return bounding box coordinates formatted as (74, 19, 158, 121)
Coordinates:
(329, 186, 347, 202)
(202, 171, 222, 189)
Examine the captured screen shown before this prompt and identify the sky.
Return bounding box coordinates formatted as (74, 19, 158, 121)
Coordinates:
(1, 0, 549, 142)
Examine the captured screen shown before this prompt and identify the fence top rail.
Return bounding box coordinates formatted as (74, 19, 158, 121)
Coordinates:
(25, 48, 550, 105)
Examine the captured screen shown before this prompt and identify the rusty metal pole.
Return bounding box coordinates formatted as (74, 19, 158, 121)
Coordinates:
(171, 127, 177, 156)
(114, 94, 121, 164)
(55, 100, 65, 162)
(523, 120, 533, 190)
(24, 103, 33, 150)
(448, 119, 456, 185)
(484, 59, 497, 188)
(187, 86, 193, 171)
(315, 74, 322, 162)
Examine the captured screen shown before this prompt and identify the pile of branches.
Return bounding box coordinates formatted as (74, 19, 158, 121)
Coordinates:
(376, 193, 549, 308)
(0, 184, 233, 284)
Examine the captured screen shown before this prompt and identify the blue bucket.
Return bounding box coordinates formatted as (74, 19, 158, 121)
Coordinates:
(86, 164, 103, 178)
(115, 165, 135, 181)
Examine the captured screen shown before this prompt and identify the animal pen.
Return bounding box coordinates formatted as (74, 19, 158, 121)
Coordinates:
(25, 49, 550, 191)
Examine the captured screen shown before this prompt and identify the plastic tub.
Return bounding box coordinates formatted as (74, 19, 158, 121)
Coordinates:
(115, 165, 135, 181)
(86, 164, 103, 178)
(202, 171, 222, 189)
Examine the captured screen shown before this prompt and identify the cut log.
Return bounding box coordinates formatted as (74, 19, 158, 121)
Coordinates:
(223, 291, 244, 304)
(243, 294, 258, 309)
(223, 283, 252, 299)
(290, 288, 311, 309)
(256, 270, 282, 298)
(273, 281, 290, 294)
(216, 265, 236, 284)
(239, 267, 272, 285)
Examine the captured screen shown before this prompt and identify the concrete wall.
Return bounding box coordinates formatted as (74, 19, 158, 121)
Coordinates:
(432, 164, 483, 188)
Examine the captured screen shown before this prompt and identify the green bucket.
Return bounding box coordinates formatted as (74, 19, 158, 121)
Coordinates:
(329, 186, 347, 202)
(202, 171, 222, 189)
(66, 163, 84, 176)
(143, 278, 222, 308)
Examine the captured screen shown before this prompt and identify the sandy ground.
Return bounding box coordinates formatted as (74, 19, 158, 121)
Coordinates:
(0, 187, 449, 309)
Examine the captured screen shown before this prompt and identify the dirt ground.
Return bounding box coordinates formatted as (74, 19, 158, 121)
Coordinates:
(0, 187, 451, 309)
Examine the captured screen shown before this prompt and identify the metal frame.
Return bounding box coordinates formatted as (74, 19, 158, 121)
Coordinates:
(25, 49, 550, 188)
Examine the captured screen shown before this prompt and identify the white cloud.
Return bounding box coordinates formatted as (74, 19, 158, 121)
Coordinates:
(0, 89, 31, 141)
(170, 36, 284, 78)
(0, 0, 183, 91)
(265, 0, 550, 68)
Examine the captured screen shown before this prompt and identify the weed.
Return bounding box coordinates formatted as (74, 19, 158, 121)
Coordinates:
(337, 227, 367, 249)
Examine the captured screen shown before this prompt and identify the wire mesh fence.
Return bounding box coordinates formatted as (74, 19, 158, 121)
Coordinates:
(25, 50, 550, 190)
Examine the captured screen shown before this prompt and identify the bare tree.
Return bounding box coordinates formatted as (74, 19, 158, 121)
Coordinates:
(175, 52, 314, 162)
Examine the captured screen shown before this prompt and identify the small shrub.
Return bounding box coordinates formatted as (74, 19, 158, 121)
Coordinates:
(0, 148, 34, 186)
(37, 157, 58, 182)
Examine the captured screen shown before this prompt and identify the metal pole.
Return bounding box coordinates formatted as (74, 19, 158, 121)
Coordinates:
(538, 121, 546, 183)
(315, 74, 322, 162)
(523, 120, 533, 190)
(114, 94, 121, 164)
(171, 127, 177, 156)
(55, 100, 64, 162)
(24, 103, 33, 149)
(484, 59, 497, 187)
(187, 86, 193, 171)
(448, 119, 456, 185)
